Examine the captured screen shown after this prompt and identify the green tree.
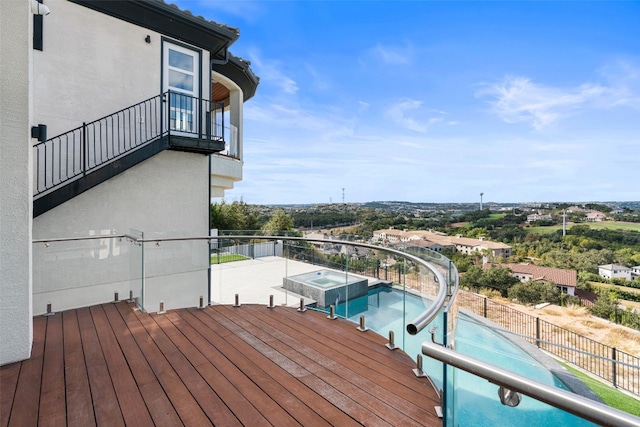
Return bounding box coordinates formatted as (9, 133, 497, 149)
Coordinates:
(210, 200, 259, 231)
(508, 281, 560, 305)
(590, 291, 619, 320)
(480, 266, 520, 296)
(459, 265, 484, 292)
(262, 209, 294, 234)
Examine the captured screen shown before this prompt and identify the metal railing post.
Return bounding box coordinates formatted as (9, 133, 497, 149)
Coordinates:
(221, 102, 225, 139)
(205, 110, 212, 140)
(82, 122, 87, 175)
(536, 317, 541, 347)
(612, 347, 617, 388)
(163, 91, 168, 138)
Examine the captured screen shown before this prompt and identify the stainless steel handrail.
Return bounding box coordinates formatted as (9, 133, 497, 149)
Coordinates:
(32, 234, 452, 336)
(33, 234, 137, 243)
(148, 235, 451, 331)
(422, 341, 640, 427)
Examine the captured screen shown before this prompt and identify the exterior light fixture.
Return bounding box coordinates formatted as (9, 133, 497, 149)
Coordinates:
(31, 0, 51, 15)
(31, 124, 47, 142)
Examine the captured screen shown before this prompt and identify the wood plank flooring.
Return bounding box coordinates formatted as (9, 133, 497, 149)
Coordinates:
(1, 303, 441, 426)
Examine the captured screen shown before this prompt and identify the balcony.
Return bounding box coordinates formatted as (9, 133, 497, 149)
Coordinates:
(33, 92, 226, 217)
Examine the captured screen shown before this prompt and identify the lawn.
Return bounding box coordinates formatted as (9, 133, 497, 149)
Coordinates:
(589, 281, 640, 294)
(560, 363, 640, 417)
(210, 253, 248, 264)
(527, 221, 640, 235)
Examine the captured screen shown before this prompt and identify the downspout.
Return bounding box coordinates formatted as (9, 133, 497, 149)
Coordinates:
(208, 46, 229, 306)
(210, 47, 230, 65)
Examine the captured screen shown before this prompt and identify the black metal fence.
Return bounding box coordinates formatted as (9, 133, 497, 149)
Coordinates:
(458, 291, 640, 397)
(33, 91, 224, 196)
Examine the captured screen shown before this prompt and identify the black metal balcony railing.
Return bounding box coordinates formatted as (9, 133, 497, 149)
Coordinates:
(33, 91, 225, 197)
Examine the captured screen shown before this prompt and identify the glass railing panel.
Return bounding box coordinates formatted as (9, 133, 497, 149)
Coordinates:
(439, 287, 598, 426)
(277, 238, 450, 364)
(445, 324, 600, 427)
(142, 232, 209, 313)
(210, 236, 293, 306)
(32, 230, 140, 315)
(128, 228, 144, 309)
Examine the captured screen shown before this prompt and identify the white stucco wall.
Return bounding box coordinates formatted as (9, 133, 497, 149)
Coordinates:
(0, 0, 34, 365)
(28, 0, 221, 315)
(210, 154, 242, 197)
(33, 0, 160, 137)
(33, 0, 211, 138)
(33, 150, 210, 314)
(210, 73, 244, 196)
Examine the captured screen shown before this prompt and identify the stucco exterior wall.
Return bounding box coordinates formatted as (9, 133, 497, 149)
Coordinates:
(0, 0, 34, 365)
(28, 0, 219, 315)
(33, 0, 211, 138)
(33, 151, 210, 314)
(210, 154, 242, 197)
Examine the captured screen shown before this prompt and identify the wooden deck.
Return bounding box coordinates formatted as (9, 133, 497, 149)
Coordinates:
(1, 302, 441, 426)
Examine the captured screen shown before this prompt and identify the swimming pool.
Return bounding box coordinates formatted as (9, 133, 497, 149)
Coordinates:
(331, 286, 598, 427)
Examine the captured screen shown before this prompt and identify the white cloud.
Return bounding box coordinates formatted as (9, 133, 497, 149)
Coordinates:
(304, 63, 332, 92)
(246, 49, 299, 95)
(245, 102, 351, 135)
(597, 58, 640, 108)
(477, 76, 609, 130)
(368, 43, 412, 65)
(357, 101, 370, 112)
(385, 99, 444, 133)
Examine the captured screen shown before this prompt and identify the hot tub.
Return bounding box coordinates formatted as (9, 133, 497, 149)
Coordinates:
(283, 269, 368, 308)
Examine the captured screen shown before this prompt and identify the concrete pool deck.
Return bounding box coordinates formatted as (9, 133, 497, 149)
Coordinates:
(210, 256, 343, 307)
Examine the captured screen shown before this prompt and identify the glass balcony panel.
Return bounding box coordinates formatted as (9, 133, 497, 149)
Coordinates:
(32, 229, 141, 315)
(143, 232, 209, 313)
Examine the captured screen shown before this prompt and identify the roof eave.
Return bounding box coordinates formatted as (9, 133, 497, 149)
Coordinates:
(68, 0, 238, 56)
(211, 54, 260, 101)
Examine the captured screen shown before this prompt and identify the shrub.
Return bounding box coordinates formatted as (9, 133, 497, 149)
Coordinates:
(507, 281, 561, 305)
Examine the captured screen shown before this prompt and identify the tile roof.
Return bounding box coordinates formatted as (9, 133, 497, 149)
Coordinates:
(503, 263, 577, 287)
(374, 229, 511, 250)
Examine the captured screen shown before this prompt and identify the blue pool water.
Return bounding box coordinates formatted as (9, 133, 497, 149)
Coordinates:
(331, 287, 597, 427)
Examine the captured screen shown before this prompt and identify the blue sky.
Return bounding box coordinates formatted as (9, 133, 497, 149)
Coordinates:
(175, 0, 639, 205)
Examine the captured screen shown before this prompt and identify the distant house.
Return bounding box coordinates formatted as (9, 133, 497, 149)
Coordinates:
(574, 288, 598, 307)
(403, 240, 447, 253)
(527, 213, 552, 223)
(372, 228, 414, 243)
(501, 264, 577, 295)
(373, 229, 511, 258)
(585, 212, 607, 222)
(598, 264, 634, 281)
